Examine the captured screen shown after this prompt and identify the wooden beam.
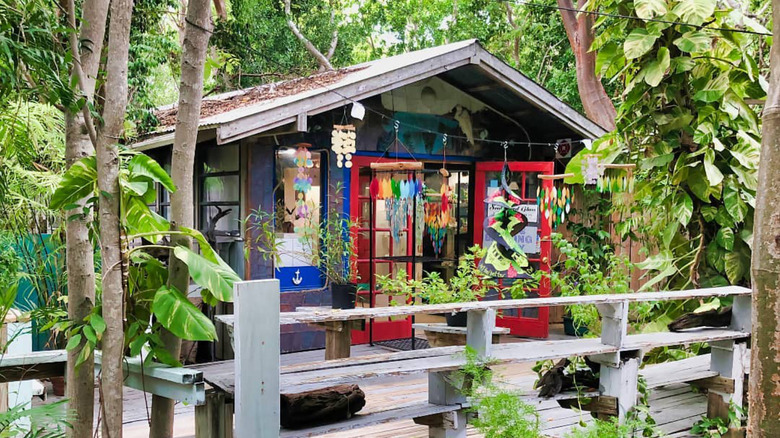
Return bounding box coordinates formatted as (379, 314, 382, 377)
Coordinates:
(370, 162, 423, 171)
(691, 375, 736, 394)
(296, 113, 307, 132)
(0, 350, 67, 383)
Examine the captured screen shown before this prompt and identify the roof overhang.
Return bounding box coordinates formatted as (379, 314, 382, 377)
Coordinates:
(133, 40, 606, 150)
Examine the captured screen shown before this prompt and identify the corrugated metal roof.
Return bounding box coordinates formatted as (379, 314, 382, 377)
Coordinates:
(133, 39, 605, 149)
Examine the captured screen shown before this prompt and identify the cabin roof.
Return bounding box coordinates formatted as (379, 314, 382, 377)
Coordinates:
(134, 39, 606, 150)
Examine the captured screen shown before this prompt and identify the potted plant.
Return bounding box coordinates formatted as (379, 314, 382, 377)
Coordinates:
(312, 209, 359, 309)
(377, 245, 497, 326)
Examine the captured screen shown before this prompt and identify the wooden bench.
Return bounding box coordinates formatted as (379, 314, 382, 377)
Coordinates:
(412, 323, 510, 347)
(198, 281, 751, 438)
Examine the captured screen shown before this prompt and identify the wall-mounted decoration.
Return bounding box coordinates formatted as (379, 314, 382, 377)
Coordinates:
(332, 124, 356, 168)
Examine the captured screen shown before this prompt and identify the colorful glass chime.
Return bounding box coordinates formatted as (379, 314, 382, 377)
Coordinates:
(425, 180, 450, 257)
(293, 146, 314, 233)
(596, 169, 635, 194)
(369, 172, 424, 244)
(331, 125, 356, 168)
(537, 181, 572, 229)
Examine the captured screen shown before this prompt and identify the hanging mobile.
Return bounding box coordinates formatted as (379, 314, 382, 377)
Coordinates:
(539, 173, 574, 229)
(331, 124, 356, 168)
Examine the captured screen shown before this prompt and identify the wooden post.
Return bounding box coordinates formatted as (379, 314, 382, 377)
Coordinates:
(466, 309, 496, 357)
(598, 357, 640, 420)
(591, 301, 628, 367)
(427, 372, 467, 438)
(234, 280, 280, 438)
(323, 321, 353, 360)
(196, 391, 233, 438)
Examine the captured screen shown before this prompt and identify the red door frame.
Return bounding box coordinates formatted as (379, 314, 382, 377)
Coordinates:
(349, 155, 414, 344)
(474, 161, 553, 338)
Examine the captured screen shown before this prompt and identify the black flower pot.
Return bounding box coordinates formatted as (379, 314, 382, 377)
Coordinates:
(445, 311, 468, 327)
(563, 315, 588, 337)
(331, 283, 357, 310)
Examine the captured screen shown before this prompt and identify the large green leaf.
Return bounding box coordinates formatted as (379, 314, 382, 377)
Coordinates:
(129, 154, 176, 192)
(673, 30, 711, 53)
(152, 286, 217, 341)
(687, 166, 711, 201)
(723, 179, 748, 223)
(51, 156, 97, 210)
(715, 227, 735, 251)
(624, 28, 659, 59)
(673, 192, 693, 227)
(173, 246, 238, 302)
(635, 0, 667, 19)
(732, 131, 760, 169)
(724, 241, 750, 284)
(703, 149, 724, 186)
(643, 47, 670, 87)
(706, 243, 725, 272)
(672, 0, 716, 26)
(693, 74, 729, 102)
(124, 196, 170, 241)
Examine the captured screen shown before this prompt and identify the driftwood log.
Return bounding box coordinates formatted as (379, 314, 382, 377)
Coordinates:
(668, 306, 732, 332)
(280, 384, 366, 429)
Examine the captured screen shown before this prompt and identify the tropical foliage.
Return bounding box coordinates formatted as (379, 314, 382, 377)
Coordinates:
(566, 0, 766, 292)
(49, 150, 240, 365)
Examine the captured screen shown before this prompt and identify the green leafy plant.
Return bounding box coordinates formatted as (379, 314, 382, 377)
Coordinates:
(450, 346, 542, 438)
(377, 245, 497, 304)
(691, 402, 746, 437)
(50, 150, 240, 365)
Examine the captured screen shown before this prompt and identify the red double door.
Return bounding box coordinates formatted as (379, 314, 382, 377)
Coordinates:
(349, 157, 552, 343)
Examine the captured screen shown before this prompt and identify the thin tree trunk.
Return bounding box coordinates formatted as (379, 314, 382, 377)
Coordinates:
(748, 1, 780, 435)
(503, 3, 521, 66)
(96, 0, 133, 435)
(557, 0, 616, 130)
(63, 0, 108, 435)
(149, 0, 211, 435)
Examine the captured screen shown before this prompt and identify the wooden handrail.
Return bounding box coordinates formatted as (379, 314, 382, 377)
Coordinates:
(269, 286, 750, 325)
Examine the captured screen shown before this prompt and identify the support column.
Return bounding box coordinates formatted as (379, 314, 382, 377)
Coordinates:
(195, 391, 233, 438)
(598, 357, 640, 420)
(234, 279, 280, 438)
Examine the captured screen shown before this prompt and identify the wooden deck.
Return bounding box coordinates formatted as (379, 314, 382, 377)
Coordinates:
(122, 342, 708, 438)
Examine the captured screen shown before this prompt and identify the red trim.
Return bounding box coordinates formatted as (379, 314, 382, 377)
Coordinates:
(474, 161, 553, 338)
(349, 156, 415, 345)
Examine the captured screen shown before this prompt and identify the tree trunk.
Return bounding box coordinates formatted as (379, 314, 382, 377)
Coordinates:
(280, 385, 366, 428)
(95, 0, 134, 435)
(148, 0, 211, 436)
(557, 0, 616, 131)
(748, 2, 780, 435)
(63, 0, 109, 435)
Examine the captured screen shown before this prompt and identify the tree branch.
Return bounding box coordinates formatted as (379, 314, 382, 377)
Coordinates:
(284, 0, 334, 70)
(65, 0, 99, 148)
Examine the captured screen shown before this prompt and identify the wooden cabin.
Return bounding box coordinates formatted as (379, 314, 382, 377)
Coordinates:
(134, 39, 607, 356)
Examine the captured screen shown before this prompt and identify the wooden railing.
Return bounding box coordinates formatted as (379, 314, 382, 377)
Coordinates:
(219, 281, 751, 438)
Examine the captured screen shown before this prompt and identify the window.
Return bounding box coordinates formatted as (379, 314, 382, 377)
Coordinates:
(199, 144, 241, 236)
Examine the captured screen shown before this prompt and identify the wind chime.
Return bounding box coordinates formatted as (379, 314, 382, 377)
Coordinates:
(331, 124, 356, 168)
(293, 144, 314, 234)
(424, 134, 451, 257)
(583, 154, 636, 194)
(537, 173, 574, 229)
(369, 162, 425, 244)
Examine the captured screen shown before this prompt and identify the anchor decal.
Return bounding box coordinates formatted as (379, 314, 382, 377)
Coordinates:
(292, 269, 303, 286)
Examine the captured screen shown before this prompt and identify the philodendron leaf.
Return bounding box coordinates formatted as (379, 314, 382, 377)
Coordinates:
(694, 74, 729, 103)
(128, 154, 176, 192)
(153, 285, 217, 341)
(673, 30, 711, 53)
(624, 28, 660, 59)
(173, 246, 238, 302)
(673, 192, 693, 227)
(643, 47, 671, 87)
(672, 0, 716, 26)
(635, 0, 667, 19)
(51, 156, 98, 210)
